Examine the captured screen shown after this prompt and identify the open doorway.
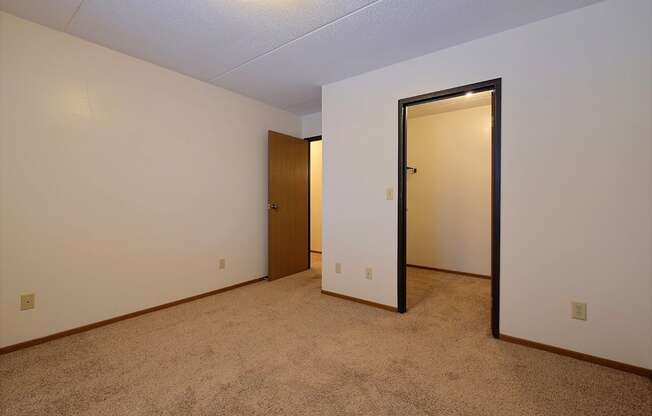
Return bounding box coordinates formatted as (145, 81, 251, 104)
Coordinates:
(397, 79, 501, 338)
(307, 135, 323, 273)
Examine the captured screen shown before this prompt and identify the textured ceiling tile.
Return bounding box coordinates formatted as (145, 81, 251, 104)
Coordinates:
(212, 0, 602, 113)
(1, 0, 603, 114)
(285, 98, 323, 117)
(0, 0, 82, 30)
(66, 0, 377, 81)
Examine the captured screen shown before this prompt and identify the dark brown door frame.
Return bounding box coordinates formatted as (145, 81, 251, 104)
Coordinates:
(306, 135, 322, 263)
(397, 78, 502, 338)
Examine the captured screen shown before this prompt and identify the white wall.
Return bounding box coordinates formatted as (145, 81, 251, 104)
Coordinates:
(407, 106, 491, 276)
(310, 141, 323, 252)
(302, 112, 322, 138)
(0, 13, 301, 348)
(322, 0, 651, 369)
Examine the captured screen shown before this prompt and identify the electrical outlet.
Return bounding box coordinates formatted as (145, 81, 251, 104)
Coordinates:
(386, 187, 394, 201)
(20, 293, 35, 311)
(365, 267, 373, 280)
(335, 263, 342, 274)
(219, 259, 226, 270)
(571, 302, 587, 320)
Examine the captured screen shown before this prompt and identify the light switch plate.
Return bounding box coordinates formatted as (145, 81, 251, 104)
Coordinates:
(20, 293, 35, 311)
(386, 188, 394, 201)
(571, 302, 587, 320)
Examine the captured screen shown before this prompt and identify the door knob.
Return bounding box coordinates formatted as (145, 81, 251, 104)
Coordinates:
(268, 202, 279, 210)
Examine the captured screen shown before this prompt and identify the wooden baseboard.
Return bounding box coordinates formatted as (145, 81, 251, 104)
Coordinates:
(310, 250, 322, 254)
(500, 334, 651, 379)
(407, 264, 490, 279)
(321, 290, 397, 312)
(0, 277, 266, 355)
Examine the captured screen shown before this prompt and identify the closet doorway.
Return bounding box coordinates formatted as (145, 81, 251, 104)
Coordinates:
(397, 79, 501, 338)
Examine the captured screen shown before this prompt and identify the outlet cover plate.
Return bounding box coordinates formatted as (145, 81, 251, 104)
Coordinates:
(571, 302, 587, 320)
(365, 267, 373, 280)
(20, 293, 35, 311)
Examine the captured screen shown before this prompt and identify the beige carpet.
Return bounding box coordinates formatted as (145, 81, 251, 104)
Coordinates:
(1, 254, 650, 415)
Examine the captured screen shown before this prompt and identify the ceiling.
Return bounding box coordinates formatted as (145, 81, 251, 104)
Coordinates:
(408, 91, 492, 119)
(1, 0, 601, 115)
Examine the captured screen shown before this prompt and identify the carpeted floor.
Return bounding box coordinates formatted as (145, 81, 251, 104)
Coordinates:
(1, 254, 650, 415)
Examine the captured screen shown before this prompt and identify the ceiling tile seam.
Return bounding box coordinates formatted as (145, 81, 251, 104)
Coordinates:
(208, 0, 385, 83)
(64, 0, 85, 31)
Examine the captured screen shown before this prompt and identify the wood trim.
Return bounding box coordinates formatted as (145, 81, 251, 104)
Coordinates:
(305, 135, 322, 142)
(321, 290, 397, 312)
(397, 99, 407, 313)
(500, 334, 652, 379)
(490, 82, 502, 339)
(310, 250, 322, 254)
(308, 133, 312, 268)
(407, 264, 490, 279)
(0, 277, 266, 355)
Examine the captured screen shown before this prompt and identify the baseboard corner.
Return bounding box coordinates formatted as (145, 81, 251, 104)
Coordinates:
(499, 333, 652, 379)
(321, 289, 398, 312)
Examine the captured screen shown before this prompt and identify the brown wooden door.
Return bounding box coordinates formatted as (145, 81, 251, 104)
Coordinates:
(268, 130, 309, 280)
